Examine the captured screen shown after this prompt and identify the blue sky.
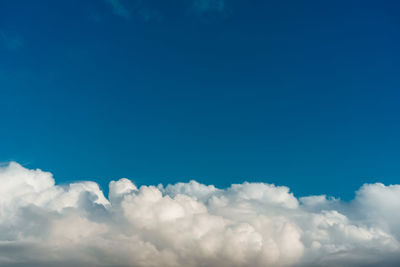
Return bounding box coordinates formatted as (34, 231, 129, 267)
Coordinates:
(1, 0, 399, 200)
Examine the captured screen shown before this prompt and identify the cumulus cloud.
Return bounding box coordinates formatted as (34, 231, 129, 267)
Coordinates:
(0, 162, 399, 266)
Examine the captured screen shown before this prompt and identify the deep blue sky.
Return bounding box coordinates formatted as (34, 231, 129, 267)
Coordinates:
(1, 0, 399, 200)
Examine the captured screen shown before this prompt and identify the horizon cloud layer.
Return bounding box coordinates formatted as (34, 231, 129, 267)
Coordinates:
(0, 162, 400, 266)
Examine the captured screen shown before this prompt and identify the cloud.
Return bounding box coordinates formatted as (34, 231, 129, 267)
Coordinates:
(0, 31, 23, 50)
(103, 0, 227, 21)
(0, 162, 400, 266)
(105, 0, 131, 20)
(104, 0, 163, 22)
(192, 0, 226, 14)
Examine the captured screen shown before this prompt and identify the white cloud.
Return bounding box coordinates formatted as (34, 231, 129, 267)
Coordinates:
(0, 162, 399, 266)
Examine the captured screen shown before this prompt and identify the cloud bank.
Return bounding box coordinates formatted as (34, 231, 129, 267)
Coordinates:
(0, 162, 399, 266)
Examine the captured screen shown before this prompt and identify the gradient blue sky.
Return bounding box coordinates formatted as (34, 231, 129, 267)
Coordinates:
(1, 0, 399, 200)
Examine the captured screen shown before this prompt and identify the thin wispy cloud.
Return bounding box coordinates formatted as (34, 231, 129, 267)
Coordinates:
(105, 0, 131, 20)
(192, 0, 226, 14)
(103, 0, 227, 21)
(0, 30, 23, 50)
(0, 162, 399, 266)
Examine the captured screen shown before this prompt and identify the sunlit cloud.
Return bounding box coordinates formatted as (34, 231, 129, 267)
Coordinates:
(0, 162, 399, 266)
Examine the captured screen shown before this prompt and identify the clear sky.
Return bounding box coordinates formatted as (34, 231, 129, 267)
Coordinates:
(1, 0, 399, 200)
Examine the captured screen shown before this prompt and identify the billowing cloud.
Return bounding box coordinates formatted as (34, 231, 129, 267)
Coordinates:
(0, 162, 399, 266)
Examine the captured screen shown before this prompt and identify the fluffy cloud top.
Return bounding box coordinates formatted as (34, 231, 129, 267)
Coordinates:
(0, 162, 399, 266)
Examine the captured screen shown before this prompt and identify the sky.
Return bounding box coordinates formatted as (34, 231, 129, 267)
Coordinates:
(1, 0, 400, 201)
(2, 1, 400, 266)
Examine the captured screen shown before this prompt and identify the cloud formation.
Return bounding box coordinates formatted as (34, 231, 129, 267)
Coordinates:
(0, 162, 399, 266)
